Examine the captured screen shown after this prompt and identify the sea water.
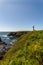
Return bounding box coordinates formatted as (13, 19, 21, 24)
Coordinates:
(0, 32, 17, 45)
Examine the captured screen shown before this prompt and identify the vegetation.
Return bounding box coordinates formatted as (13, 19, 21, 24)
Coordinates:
(0, 31, 43, 65)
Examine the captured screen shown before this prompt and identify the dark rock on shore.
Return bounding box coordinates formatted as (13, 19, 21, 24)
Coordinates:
(0, 37, 12, 60)
(8, 31, 27, 39)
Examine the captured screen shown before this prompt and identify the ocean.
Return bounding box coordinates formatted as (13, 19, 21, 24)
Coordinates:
(0, 32, 17, 45)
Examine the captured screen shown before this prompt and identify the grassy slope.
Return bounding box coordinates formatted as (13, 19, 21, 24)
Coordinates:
(1, 31, 43, 65)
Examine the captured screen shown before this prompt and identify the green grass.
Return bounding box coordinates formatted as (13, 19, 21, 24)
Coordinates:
(1, 31, 43, 65)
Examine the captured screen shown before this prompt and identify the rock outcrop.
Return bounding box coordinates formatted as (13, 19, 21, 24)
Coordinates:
(8, 31, 27, 39)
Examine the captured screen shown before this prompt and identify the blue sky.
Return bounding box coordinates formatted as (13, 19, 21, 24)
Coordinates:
(0, 0, 43, 31)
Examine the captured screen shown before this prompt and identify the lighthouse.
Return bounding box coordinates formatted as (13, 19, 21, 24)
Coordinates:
(33, 25, 35, 31)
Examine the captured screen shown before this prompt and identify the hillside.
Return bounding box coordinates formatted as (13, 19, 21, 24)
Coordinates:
(1, 31, 43, 65)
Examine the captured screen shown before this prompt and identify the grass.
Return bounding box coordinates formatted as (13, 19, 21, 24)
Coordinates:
(0, 31, 43, 65)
